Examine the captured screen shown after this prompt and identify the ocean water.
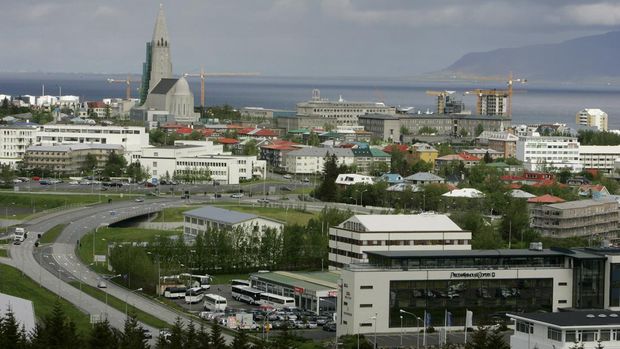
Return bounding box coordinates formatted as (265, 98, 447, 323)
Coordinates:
(2, 74, 620, 129)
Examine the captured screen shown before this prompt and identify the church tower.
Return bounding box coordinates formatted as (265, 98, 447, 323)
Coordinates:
(148, 4, 172, 93)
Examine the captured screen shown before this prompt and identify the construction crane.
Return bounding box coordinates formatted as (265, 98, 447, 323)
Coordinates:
(463, 73, 526, 117)
(183, 67, 260, 109)
(106, 75, 136, 100)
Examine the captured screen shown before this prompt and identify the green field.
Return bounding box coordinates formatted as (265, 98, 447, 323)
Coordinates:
(40, 224, 67, 244)
(0, 264, 91, 334)
(213, 204, 317, 225)
(152, 205, 200, 222)
(0, 192, 132, 213)
(77, 227, 180, 272)
(68, 281, 169, 329)
(0, 249, 8, 257)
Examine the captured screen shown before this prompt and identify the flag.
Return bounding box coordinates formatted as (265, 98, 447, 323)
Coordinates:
(425, 311, 432, 327)
(447, 312, 453, 327)
(465, 310, 473, 328)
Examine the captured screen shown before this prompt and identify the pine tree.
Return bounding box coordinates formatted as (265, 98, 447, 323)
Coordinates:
(197, 324, 212, 349)
(0, 308, 28, 349)
(185, 320, 200, 349)
(41, 301, 82, 349)
(487, 329, 509, 349)
(88, 319, 119, 349)
(169, 317, 185, 349)
(210, 323, 227, 349)
(119, 314, 148, 349)
(464, 326, 488, 349)
(231, 329, 250, 349)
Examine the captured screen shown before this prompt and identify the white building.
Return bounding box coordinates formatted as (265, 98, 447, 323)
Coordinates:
(0, 293, 36, 334)
(335, 174, 374, 186)
(0, 124, 38, 167)
(138, 140, 265, 184)
(183, 206, 283, 242)
(516, 135, 582, 172)
(577, 108, 608, 131)
(36, 124, 149, 155)
(328, 214, 471, 268)
(337, 246, 617, 337)
(580, 145, 620, 175)
(58, 95, 80, 107)
(284, 147, 354, 174)
(509, 311, 620, 349)
(296, 89, 396, 126)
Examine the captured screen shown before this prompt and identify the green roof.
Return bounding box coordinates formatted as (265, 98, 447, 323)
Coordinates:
(288, 128, 309, 134)
(369, 148, 391, 157)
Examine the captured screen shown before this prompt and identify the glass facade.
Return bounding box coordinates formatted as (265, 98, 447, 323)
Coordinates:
(389, 278, 553, 328)
(573, 259, 605, 309)
(610, 264, 620, 307)
(370, 255, 566, 270)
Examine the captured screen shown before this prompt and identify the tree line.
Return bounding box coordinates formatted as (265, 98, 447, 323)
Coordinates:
(109, 208, 352, 295)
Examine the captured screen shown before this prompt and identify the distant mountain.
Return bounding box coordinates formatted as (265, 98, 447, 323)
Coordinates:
(438, 31, 620, 82)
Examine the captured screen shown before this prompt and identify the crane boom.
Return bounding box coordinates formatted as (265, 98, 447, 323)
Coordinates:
(184, 67, 260, 108)
(106, 74, 135, 100)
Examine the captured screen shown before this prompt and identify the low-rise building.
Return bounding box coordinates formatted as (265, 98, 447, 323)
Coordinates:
(516, 135, 582, 172)
(183, 206, 283, 242)
(352, 147, 391, 175)
(404, 172, 445, 185)
(463, 148, 503, 161)
(530, 199, 619, 239)
(36, 124, 149, 155)
(259, 140, 304, 169)
(435, 153, 480, 171)
(411, 143, 439, 165)
(477, 131, 519, 159)
(580, 145, 620, 175)
(284, 147, 354, 174)
(328, 213, 471, 268)
(22, 144, 123, 175)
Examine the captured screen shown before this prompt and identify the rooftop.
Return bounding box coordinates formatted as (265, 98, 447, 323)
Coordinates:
(509, 310, 620, 328)
(286, 147, 353, 157)
(527, 194, 566, 204)
(404, 172, 444, 182)
(250, 271, 340, 295)
(341, 213, 464, 232)
(27, 144, 124, 152)
(545, 198, 617, 210)
(183, 206, 257, 225)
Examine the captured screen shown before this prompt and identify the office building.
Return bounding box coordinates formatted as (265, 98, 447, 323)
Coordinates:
(0, 124, 38, 167)
(328, 214, 471, 268)
(576, 109, 608, 131)
(580, 145, 620, 175)
(337, 246, 620, 336)
(530, 198, 619, 239)
(22, 144, 124, 175)
(296, 89, 396, 127)
(284, 147, 354, 174)
(516, 135, 582, 172)
(36, 124, 148, 155)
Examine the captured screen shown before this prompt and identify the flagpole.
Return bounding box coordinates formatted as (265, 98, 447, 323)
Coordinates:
(444, 309, 447, 346)
(423, 310, 427, 348)
(464, 309, 469, 346)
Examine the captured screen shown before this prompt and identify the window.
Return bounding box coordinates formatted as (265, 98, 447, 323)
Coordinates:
(558, 300, 567, 304)
(558, 282, 568, 286)
(600, 330, 611, 341)
(359, 323, 373, 327)
(566, 330, 576, 342)
(360, 285, 373, 290)
(516, 321, 533, 334)
(360, 304, 373, 308)
(548, 328, 561, 341)
(580, 330, 596, 342)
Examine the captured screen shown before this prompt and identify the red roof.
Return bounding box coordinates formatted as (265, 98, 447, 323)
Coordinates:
(527, 194, 566, 204)
(530, 180, 565, 188)
(457, 152, 481, 161)
(161, 123, 186, 129)
(579, 184, 607, 192)
(260, 140, 302, 151)
(175, 127, 193, 135)
(87, 101, 107, 108)
(383, 144, 409, 153)
(202, 129, 215, 136)
(254, 129, 278, 137)
(215, 137, 239, 144)
(508, 183, 522, 189)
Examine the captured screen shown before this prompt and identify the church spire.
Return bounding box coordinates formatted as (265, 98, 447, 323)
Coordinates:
(147, 4, 173, 92)
(152, 4, 170, 48)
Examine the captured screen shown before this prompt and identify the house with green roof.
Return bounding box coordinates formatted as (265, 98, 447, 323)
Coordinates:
(352, 147, 391, 175)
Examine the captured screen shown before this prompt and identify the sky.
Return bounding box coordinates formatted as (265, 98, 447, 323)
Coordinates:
(1, 0, 620, 77)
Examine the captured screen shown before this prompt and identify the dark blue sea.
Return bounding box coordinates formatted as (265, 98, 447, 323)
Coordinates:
(2, 73, 620, 129)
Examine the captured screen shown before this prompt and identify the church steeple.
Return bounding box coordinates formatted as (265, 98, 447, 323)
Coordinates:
(148, 4, 173, 92)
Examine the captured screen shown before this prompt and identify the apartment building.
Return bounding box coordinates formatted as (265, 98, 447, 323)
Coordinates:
(576, 108, 608, 131)
(22, 144, 123, 175)
(580, 145, 620, 175)
(516, 136, 582, 172)
(477, 131, 519, 159)
(284, 147, 354, 174)
(36, 124, 149, 154)
(0, 124, 38, 167)
(530, 199, 619, 239)
(328, 213, 471, 268)
(296, 89, 396, 127)
(351, 147, 391, 175)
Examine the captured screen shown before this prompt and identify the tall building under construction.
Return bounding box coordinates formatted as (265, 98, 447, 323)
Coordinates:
(476, 89, 508, 116)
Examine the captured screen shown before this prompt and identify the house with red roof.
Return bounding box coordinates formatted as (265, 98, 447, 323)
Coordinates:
(435, 153, 481, 171)
(237, 127, 280, 139)
(259, 140, 304, 168)
(527, 194, 566, 204)
(501, 171, 556, 186)
(383, 144, 409, 153)
(578, 184, 610, 198)
(215, 137, 239, 145)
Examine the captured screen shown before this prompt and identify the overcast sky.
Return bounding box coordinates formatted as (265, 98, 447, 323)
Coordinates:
(1, 0, 619, 77)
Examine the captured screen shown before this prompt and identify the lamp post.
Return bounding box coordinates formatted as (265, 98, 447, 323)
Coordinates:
(125, 287, 143, 318)
(263, 309, 277, 342)
(360, 189, 368, 207)
(400, 315, 404, 347)
(400, 309, 421, 349)
(370, 313, 378, 349)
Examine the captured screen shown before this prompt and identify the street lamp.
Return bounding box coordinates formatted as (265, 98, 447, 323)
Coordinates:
(360, 189, 368, 207)
(400, 315, 404, 347)
(370, 313, 378, 349)
(125, 287, 143, 318)
(400, 309, 421, 349)
(78, 262, 94, 310)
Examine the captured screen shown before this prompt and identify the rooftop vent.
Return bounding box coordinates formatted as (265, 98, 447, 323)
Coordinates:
(586, 314, 595, 318)
(598, 314, 607, 318)
(610, 314, 618, 318)
(529, 242, 543, 251)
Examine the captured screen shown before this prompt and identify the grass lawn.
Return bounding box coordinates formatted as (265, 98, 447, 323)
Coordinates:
(68, 281, 169, 329)
(0, 192, 131, 212)
(77, 227, 180, 273)
(210, 273, 250, 285)
(0, 249, 8, 257)
(152, 205, 201, 222)
(40, 224, 66, 244)
(213, 204, 317, 225)
(0, 264, 91, 334)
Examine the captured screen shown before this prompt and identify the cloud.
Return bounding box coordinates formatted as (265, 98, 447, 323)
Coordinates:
(561, 2, 620, 26)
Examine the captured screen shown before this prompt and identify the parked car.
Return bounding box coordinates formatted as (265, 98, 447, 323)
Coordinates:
(141, 328, 152, 339)
(283, 174, 292, 179)
(134, 197, 144, 202)
(97, 281, 107, 288)
(257, 198, 270, 204)
(322, 322, 337, 332)
(231, 193, 244, 198)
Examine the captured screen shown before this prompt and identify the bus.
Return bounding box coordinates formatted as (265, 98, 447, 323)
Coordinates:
(185, 287, 205, 304)
(258, 293, 296, 309)
(231, 285, 263, 305)
(230, 279, 251, 287)
(163, 287, 187, 299)
(204, 294, 227, 312)
(181, 273, 212, 290)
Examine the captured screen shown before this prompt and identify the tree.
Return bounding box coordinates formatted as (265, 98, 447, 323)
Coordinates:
(231, 329, 251, 349)
(184, 321, 199, 349)
(487, 329, 510, 349)
(0, 308, 28, 349)
(88, 319, 119, 349)
(103, 151, 127, 177)
(465, 326, 488, 349)
(483, 151, 493, 164)
(0, 164, 15, 188)
(119, 313, 148, 349)
(33, 301, 82, 349)
(126, 162, 150, 183)
(81, 153, 99, 173)
(418, 126, 438, 135)
(475, 123, 484, 137)
(210, 322, 227, 349)
(557, 168, 571, 184)
(315, 153, 340, 202)
(242, 139, 259, 155)
(307, 131, 320, 146)
(168, 317, 185, 349)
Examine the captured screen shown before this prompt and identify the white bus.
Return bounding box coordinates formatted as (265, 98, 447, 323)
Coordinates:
(258, 293, 296, 309)
(231, 285, 263, 305)
(185, 287, 205, 304)
(163, 287, 187, 299)
(230, 279, 251, 287)
(203, 294, 227, 312)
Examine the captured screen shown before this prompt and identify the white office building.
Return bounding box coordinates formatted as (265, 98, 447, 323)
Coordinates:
(577, 109, 608, 131)
(337, 246, 620, 337)
(509, 311, 620, 349)
(36, 124, 149, 155)
(284, 147, 354, 174)
(516, 135, 582, 172)
(296, 89, 396, 126)
(580, 145, 620, 175)
(328, 214, 471, 268)
(0, 124, 38, 167)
